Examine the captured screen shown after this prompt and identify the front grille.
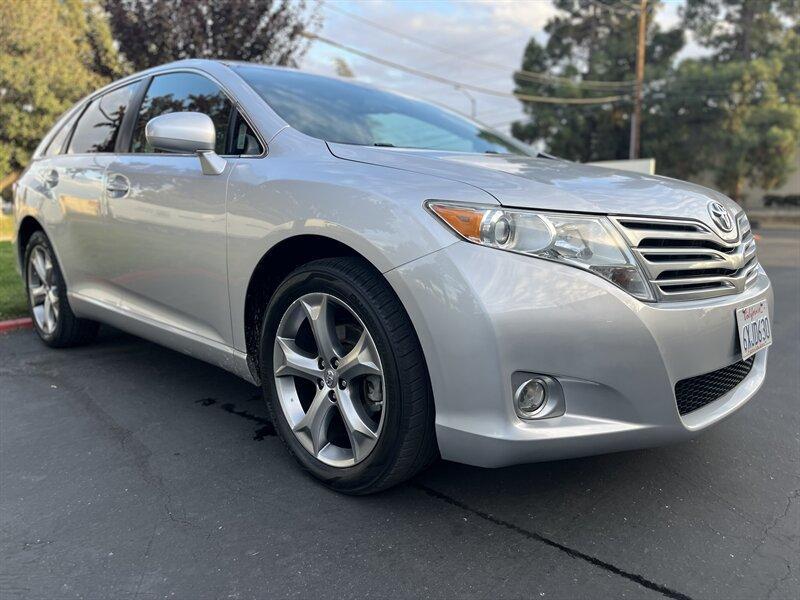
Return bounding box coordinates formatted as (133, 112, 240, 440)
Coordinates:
(675, 357, 755, 415)
(611, 213, 760, 301)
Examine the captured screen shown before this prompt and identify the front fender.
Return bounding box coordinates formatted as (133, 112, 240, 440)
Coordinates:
(225, 132, 495, 351)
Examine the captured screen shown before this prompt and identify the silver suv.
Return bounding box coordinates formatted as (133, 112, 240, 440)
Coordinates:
(12, 60, 773, 494)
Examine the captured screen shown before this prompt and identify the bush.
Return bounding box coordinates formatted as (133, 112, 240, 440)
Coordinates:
(763, 194, 800, 207)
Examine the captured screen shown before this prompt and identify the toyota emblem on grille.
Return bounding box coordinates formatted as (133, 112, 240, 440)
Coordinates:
(708, 201, 734, 233)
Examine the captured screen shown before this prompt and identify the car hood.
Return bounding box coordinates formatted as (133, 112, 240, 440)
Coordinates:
(328, 143, 742, 237)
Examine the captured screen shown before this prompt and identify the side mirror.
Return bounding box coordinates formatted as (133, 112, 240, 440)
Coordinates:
(145, 112, 226, 175)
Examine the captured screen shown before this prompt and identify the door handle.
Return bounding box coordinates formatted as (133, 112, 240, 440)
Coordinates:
(105, 173, 130, 198)
(44, 169, 59, 188)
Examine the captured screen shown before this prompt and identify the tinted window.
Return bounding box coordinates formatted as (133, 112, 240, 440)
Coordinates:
(230, 113, 263, 155)
(44, 110, 81, 157)
(233, 66, 530, 155)
(68, 83, 137, 154)
(132, 72, 232, 154)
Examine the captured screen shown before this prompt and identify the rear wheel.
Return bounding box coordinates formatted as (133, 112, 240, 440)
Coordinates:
(24, 231, 98, 347)
(260, 257, 437, 494)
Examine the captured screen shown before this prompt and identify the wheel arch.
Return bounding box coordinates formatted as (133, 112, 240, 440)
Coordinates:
(243, 234, 365, 376)
(241, 232, 437, 388)
(16, 216, 45, 269)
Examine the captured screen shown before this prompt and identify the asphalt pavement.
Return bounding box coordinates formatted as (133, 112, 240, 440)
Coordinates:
(1, 231, 798, 600)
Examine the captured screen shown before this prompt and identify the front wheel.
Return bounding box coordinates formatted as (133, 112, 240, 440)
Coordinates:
(260, 257, 437, 494)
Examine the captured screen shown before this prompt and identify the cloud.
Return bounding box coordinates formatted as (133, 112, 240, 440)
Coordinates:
(302, 0, 553, 131)
(485, 0, 560, 31)
(301, 0, 690, 133)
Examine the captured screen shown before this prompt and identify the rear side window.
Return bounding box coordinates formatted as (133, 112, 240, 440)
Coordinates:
(131, 72, 233, 154)
(44, 110, 81, 157)
(68, 83, 138, 154)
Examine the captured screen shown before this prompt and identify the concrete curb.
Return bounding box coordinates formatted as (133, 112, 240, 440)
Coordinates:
(0, 317, 33, 333)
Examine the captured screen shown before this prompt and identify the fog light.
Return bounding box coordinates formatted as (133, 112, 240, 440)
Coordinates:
(514, 378, 547, 418)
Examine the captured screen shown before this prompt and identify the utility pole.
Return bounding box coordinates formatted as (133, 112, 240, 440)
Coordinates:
(629, 0, 647, 159)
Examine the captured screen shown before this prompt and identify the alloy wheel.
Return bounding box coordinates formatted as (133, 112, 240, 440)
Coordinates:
(273, 292, 385, 467)
(27, 245, 60, 335)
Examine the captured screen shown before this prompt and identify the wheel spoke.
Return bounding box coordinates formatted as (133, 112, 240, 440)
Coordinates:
(274, 337, 323, 381)
(32, 249, 48, 282)
(30, 285, 47, 303)
(336, 387, 378, 462)
(301, 295, 341, 360)
(293, 388, 336, 455)
(337, 330, 382, 380)
(43, 254, 54, 285)
(42, 296, 53, 332)
(49, 289, 60, 319)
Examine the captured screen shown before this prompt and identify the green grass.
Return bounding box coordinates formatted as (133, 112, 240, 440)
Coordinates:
(0, 241, 28, 320)
(0, 213, 12, 242)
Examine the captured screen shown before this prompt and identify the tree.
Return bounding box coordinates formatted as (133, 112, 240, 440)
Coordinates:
(682, 0, 799, 62)
(0, 0, 123, 189)
(512, 0, 799, 205)
(511, 0, 684, 162)
(333, 57, 355, 78)
(103, 0, 320, 71)
(673, 1, 800, 202)
(650, 32, 799, 202)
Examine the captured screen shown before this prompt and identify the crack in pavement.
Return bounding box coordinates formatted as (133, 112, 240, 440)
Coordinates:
(744, 487, 800, 568)
(194, 398, 276, 440)
(20, 365, 200, 529)
(415, 483, 694, 600)
(752, 488, 800, 600)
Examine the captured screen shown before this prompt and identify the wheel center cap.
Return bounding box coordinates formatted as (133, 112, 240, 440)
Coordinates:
(324, 369, 337, 388)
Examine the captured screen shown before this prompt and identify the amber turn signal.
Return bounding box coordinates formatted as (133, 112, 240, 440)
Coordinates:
(427, 203, 483, 241)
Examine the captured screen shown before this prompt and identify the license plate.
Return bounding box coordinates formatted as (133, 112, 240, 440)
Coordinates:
(736, 300, 772, 360)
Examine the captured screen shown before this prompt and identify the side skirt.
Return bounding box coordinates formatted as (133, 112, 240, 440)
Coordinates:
(68, 292, 257, 384)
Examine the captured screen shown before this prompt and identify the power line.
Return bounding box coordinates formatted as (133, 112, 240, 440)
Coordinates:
(322, 2, 637, 90)
(303, 32, 629, 105)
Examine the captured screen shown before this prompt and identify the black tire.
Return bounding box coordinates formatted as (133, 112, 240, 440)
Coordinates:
(260, 257, 437, 494)
(23, 231, 99, 348)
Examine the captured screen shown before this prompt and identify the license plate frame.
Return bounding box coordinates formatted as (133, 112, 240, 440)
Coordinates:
(736, 299, 772, 360)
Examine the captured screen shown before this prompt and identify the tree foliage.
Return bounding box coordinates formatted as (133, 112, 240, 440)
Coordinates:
(512, 0, 799, 203)
(511, 0, 683, 163)
(649, 53, 799, 199)
(102, 0, 320, 71)
(672, 1, 800, 200)
(0, 0, 123, 185)
(683, 0, 799, 62)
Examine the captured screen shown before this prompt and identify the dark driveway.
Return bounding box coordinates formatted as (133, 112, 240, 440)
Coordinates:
(1, 233, 797, 600)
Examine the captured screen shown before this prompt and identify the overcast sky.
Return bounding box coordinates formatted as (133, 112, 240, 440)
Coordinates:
(301, 0, 702, 133)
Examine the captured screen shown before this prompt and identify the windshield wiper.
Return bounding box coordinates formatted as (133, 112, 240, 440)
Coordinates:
(373, 142, 395, 147)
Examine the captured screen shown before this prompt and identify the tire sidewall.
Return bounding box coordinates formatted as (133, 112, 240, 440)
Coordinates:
(260, 265, 406, 492)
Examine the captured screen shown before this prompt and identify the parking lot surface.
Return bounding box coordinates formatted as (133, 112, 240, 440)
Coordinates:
(1, 232, 798, 600)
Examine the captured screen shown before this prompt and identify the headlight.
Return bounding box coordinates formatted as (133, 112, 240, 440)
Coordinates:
(427, 202, 654, 301)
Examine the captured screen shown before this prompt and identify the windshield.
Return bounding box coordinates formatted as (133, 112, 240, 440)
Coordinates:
(233, 65, 531, 156)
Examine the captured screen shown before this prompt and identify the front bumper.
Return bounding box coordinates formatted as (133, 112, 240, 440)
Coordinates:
(385, 241, 772, 468)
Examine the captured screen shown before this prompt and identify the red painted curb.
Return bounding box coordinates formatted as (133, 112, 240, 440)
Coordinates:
(0, 317, 33, 333)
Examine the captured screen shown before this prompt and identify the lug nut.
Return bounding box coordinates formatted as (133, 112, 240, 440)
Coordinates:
(328, 390, 337, 402)
(317, 378, 324, 390)
(318, 358, 326, 370)
(339, 379, 347, 389)
(330, 357, 339, 368)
